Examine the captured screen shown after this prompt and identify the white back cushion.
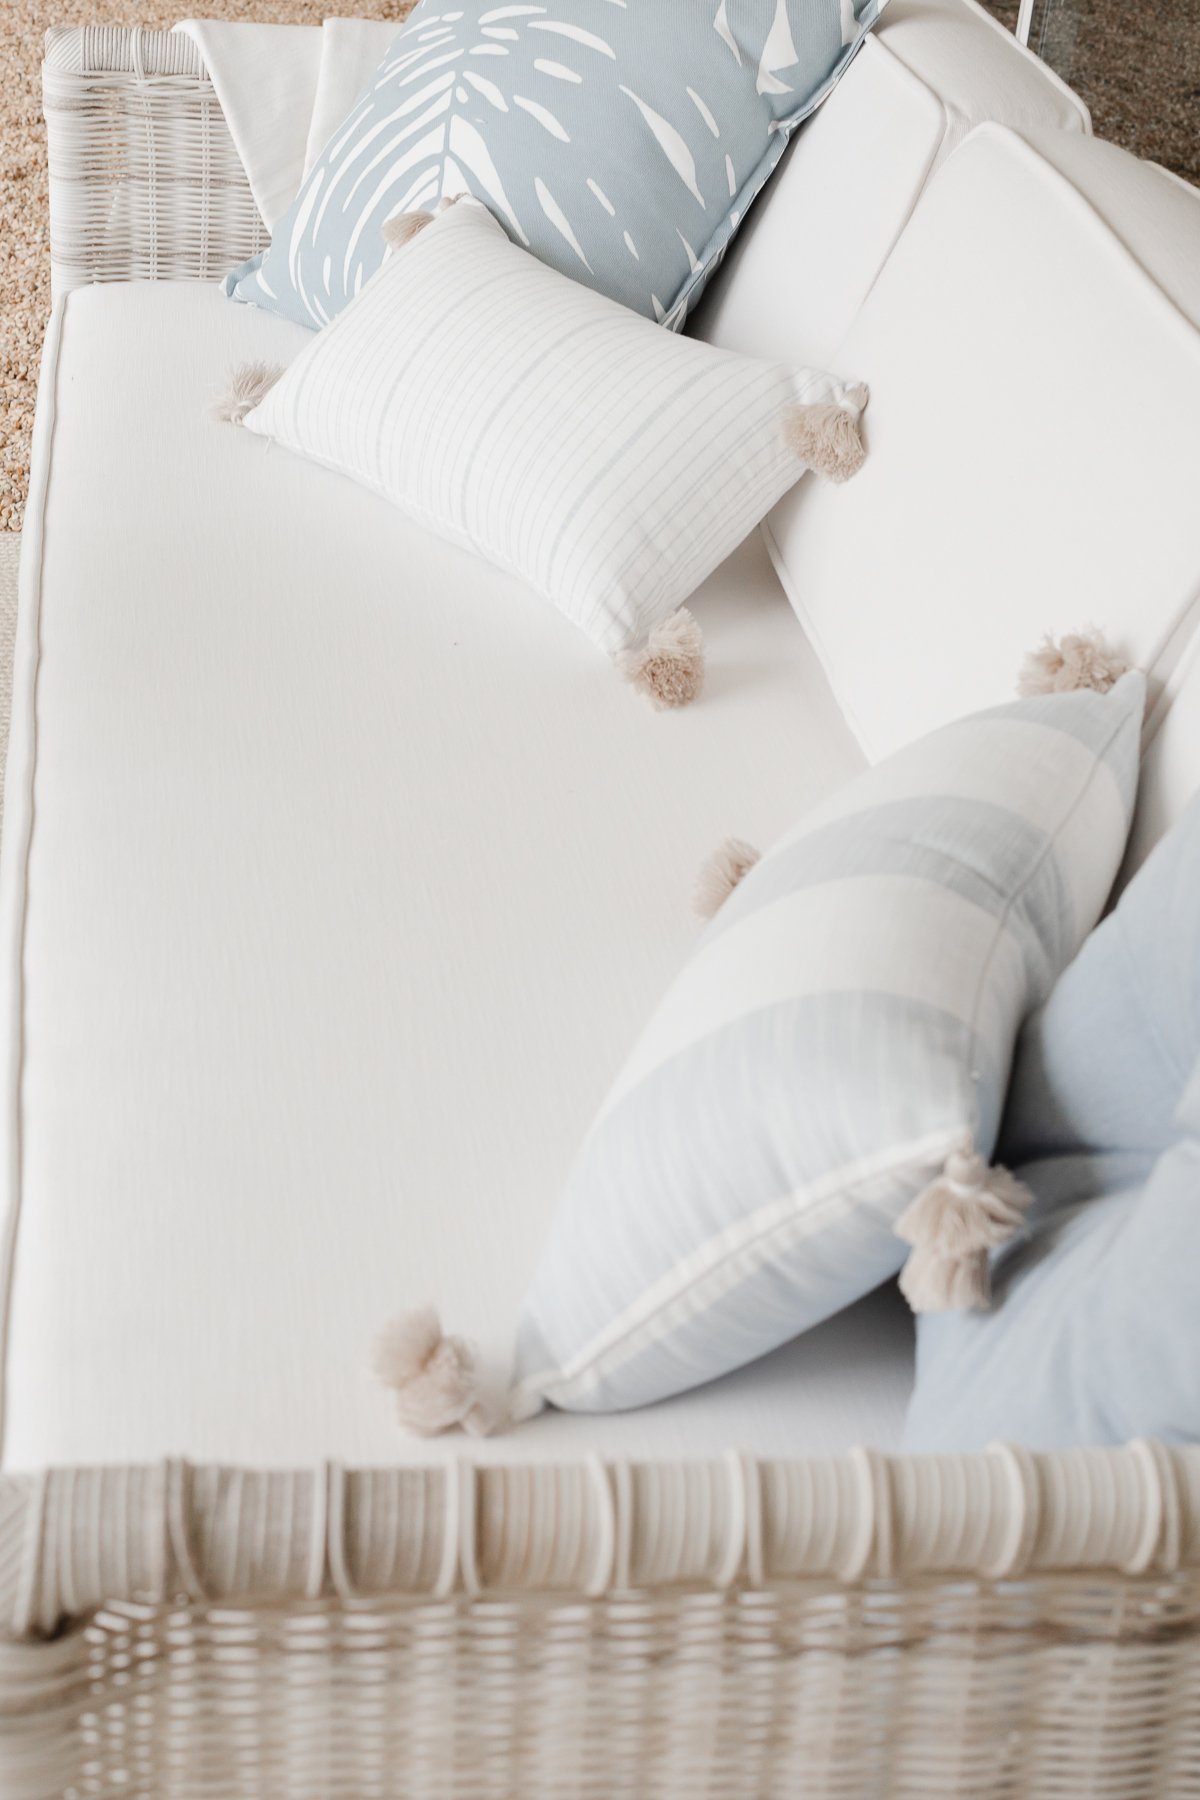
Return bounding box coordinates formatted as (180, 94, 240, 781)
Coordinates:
(763, 123, 1200, 767)
(691, 0, 1089, 369)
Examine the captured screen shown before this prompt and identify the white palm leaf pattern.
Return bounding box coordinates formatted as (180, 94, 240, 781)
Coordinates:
(228, 0, 885, 333)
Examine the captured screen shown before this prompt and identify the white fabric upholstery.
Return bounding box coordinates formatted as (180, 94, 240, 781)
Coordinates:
(302, 19, 397, 182)
(765, 123, 1200, 764)
(0, 281, 924, 1473)
(174, 20, 323, 230)
(692, 0, 1089, 369)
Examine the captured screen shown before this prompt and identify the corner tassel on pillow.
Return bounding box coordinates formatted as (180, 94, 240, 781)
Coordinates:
(783, 383, 868, 484)
(209, 362, 284, 426)
(899, 1246, 991, 1314)
(382, 194, 462, 252)
(617, 608, 705, 709)
(1017, 629, 1130, 698)
(894, 1146, 1032, 1314)
(381, 210, 435, 251)
(693, 837, 761, 919)
(371, 1306, 496, 1436)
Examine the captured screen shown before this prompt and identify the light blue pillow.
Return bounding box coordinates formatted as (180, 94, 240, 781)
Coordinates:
(1002, 786, 1200, 1165)
(905, 792, 1200, 1452)
(225, 0, 885, 332)
(903, 1137, 1200, 1451)
(505, 674, 1144, 1422)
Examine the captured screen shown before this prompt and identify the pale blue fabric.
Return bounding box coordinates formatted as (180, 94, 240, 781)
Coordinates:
(225, 0, 884, 331)
(905, 791, 1200, 1452)
(514, 676, 1144, 1417)
(1001, 787, 1200, 1165)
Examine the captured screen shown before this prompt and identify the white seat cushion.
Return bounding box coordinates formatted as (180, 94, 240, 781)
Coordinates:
(691, 0, 1089, 370)
(764, 123, 1200, 765)
(0, 280, 920, 1472)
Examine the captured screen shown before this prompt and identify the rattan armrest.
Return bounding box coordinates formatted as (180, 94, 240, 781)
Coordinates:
(42, 24, 267, 298)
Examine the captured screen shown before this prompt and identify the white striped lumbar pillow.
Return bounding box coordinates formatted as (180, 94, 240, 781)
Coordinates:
(230, 199, 867, 707)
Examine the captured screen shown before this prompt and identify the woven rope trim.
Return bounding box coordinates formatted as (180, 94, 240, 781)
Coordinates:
(1, 1444, 1197, 1639)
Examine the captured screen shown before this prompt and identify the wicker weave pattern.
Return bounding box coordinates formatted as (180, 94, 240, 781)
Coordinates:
(43, 24, 267, 298)
(2, 1575, 1199, 1799)
(2, 1451, 1200, 1797)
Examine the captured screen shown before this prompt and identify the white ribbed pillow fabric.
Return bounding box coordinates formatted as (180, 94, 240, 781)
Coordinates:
(241, 199, 865, 670)
(510, 673, 1146, 1420)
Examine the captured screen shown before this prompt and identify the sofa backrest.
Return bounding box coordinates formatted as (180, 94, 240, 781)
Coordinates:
(691, 0, 1089, 370)
(758, 123, 1200, 859)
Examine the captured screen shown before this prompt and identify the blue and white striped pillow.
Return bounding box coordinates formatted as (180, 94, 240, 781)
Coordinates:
(511, 672, 1146, 1418)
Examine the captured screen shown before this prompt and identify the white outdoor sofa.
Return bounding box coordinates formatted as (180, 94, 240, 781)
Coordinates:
(3, 3, 1200, 1793)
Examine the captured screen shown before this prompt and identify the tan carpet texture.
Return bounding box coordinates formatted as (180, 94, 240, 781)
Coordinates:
(0, 0, 1196, 532)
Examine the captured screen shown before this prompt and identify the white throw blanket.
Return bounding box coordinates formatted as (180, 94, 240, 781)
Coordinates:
(175, 18, 399, 231)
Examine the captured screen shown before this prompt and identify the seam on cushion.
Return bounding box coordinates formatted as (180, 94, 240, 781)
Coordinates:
(0, 296, 64, 1466)
(830, 36, 946, 350)
(940, 0, 1091, 132)
(971, 125, 1200, 358)
(838, 0, 1092, 342)
(759, 514, 878, 759)
(840, 123, 1200, 386)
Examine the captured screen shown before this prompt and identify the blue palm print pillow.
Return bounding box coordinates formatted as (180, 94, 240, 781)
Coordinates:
(226, 0, 886, 332)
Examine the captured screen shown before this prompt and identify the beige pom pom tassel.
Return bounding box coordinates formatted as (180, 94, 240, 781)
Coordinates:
(381, 209, 436, 251)
(209, 362, 284, 426)
(371, 1306, 496, 1436)
(618, 608, 705, 709)
(783, 383, 868, 484)
(899, 1246, 992, 1313)
(895, 1146, 1032, 1314)
(693, 837, 761, 919)
(382, 194, 462, 252)
(1017, 629, 1129, 697)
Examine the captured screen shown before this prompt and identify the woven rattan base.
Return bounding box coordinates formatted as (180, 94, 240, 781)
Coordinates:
(3, 1575, 1200, 1798)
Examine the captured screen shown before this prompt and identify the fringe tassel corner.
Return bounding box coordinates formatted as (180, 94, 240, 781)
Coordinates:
(895, 1147, 1032, 1315)
(617, 608, 706, 710)
(209, 361, 283, 426)
(783, 394, 867, 483)
(1017, 629, 1130, 698)
(693, 837, 761, 920)
(371, 1306, 496, 1437)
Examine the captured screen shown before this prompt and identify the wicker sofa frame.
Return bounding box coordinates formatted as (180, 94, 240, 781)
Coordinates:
(13, 25, 1200, 1796)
